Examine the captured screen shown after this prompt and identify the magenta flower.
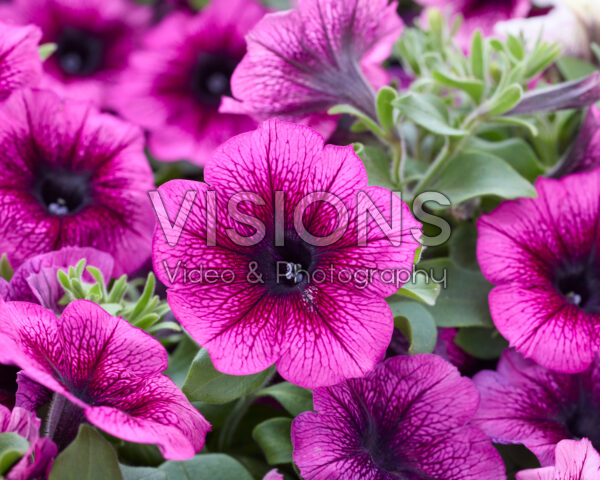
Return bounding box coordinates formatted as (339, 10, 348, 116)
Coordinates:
(0, 404, 57, 480)
(6, 0, 150, 107)
(474, 349, 600, 466)
(0, 21, 42, 99)
(1, 247, 113, 313)
(516, 438, 600, 480)
(554, 105, 600, 177)
(415, 0, 531, 49)
(221, 0, 403, 138)
(152, 119, 421, 388)
(263, 470, 284, 480)
(115, 0, 265, 164)
(0, 89, 155, 275)
(0, 299, 210, 459)
(433, 327, 480, 374)
(291, 354, 505, 479)
(477, 169, 600, 373)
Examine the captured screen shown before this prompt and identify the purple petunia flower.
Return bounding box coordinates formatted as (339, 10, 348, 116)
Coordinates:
(0, 404, 57, 480)
(516, 438, 600, 480)
(221, 0, 403, 138)
(0, 89, 155, 276)
(114, 0, 265, 165)
(5, 0, 150, 107)
(291, 354, 505, 479)
(477, 169, 600, 373)
(0, 247, 113, 313)
(415, 0, 531, 50)
(0, 299, 210, 459)
(0, 21, 42, 99)
(474, 349, 600, 466)
(152, 119, 421, 388)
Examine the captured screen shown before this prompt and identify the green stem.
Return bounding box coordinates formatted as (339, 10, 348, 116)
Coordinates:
(217, 368, 277, 451)
(45, 393, 86, 452)
(412, 114, 482, 196)
(217, 395, 255, 452)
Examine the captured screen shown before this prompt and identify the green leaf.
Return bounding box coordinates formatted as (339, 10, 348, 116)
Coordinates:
(376, 86, 397, 132)
(328, 104, 383, 137)
(182, 349, 274, 404)
(449, 222, 479, 271)
(418, 258, 494, 328)
(120, 465, 167, 480)
(39, 43, 57, 61)
(354, 144, 395, 190)
(252, 418, 293, 466)
(49, 425, 123, 480)
(393, 93, 468, 137)
(485, 84, 523, 116)
(118, 443, 164, 468)
(470, 30, 485, 81)
(0, 253, 13, 281)
(524, 41, 562, 79)
(496, 444, 541, 479)
(431, 151, 536, 205)
(388, 300, 437, 354)
(0, 433, 29, 476)
(454, 327, 508, 360)
(395, 270, 441, 306)
(165, 335, 200, 388)
(506, 35, 525, 61)
(256, 382, 313, 416)
(490, 116, 539, 137)
(160, 454, 254, 480)
(557, 56, 597, 81)
(433, 71, 484, 103)
(467, 138, 544, 182)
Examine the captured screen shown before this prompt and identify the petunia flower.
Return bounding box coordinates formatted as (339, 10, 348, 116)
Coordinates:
(0, 404, 57, 480)
(0, 299, 210, 459)
(1, 247, 113, 313)
(0, 89, 155, 276)
(506, 73, 600, 116)
(552, 105, 600, 177)
(0, 21, 42, 99)
(496, 0, 600, 61)
(220, 0, 403, 138)
(5, 0, 150, 107)
(415, 0, 531, 50)
(477, 169, 600, 373)
(291, 354, 506, 480)
(152, 119, 421, 388)
(516, 438, 600, 480)
(263, 470, 284, 480)
(474, 349, 600, 466)
(114, 0, 265, 165)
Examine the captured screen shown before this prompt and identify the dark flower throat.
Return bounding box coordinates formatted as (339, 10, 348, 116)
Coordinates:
(57, 28, 104, 76)
(253, 234, 315, 294)
(190, 53, 237, 106)
(554, 257, 600, 314)
(32, 167, 91, 216)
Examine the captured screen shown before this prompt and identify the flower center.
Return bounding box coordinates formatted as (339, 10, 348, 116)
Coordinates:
(361, 418, 422, 479)
(32, 168, 91, 216)
(190, 53, 237, 106)
(254, 235, 315, 293)
(554, 259, 600, 313)
(56, 28, 104, 76)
